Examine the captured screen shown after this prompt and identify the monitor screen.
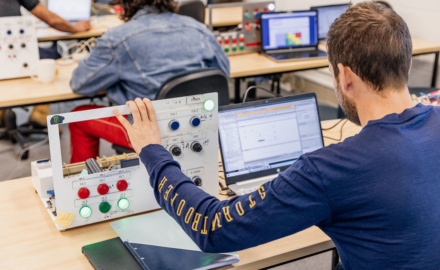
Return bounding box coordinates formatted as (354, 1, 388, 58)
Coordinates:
(312, 4, 349, 39)
(219, 95, 323, 183)
(48, 0, 91, 21)
(261, 11, 319, 51)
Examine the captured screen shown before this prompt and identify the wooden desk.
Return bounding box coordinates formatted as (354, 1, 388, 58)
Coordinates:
(0, 120, 362, 269)
(0, 63, 105, 109)
(1, 38, 438, 109)
(229, 38, 440, 103)
(37, 6, 243, 42)
(37, 15, 124, 42)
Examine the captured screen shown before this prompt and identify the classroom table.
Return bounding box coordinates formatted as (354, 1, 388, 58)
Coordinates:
(37, 6, 243, 43)
(37, 15, 123, 42)
(0, 38, 439, 109)
(229, 38, 440, 103)
(0, 119, 362, 270)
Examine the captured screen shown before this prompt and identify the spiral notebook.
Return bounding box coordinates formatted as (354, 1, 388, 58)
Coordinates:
(110, 210, 239, 270)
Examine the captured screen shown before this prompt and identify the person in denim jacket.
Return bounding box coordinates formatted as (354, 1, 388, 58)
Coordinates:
(68, 0, 229, 163)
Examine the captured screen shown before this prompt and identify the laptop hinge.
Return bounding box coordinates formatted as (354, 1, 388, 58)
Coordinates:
(268, 47, 317, 53)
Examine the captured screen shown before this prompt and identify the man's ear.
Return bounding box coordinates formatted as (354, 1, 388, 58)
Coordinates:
(337, 63, 352, 92)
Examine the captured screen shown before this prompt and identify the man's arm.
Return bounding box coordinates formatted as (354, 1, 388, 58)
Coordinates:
(31, 3, 90, 33)
(70, 37, 119, 96)
(114, 99, 332, 253)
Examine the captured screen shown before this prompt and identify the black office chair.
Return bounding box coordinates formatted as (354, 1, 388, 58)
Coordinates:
(112, 68, 230, 155)
(0, 109, 48, 160)
(178, 0, 205, 24)
(156, 68, 230, 105)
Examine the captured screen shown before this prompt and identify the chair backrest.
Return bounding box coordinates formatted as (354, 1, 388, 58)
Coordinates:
(178, 0, 205, 24)
(156, 69, 230, 106)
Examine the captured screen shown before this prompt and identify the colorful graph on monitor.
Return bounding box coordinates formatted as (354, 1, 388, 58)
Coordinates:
(286, 32, 302, 46)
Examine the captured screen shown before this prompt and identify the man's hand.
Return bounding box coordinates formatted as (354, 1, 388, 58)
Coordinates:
(73, 21, 92, 33)
(114, 98, 162, 154)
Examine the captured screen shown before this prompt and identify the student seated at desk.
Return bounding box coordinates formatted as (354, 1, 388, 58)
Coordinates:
(114, 2, 440, 269)
(68, 0, 229, 163)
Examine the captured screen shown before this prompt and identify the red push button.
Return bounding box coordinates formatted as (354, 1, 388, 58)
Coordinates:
(232, 38, 237, 43)
(239, 37, 245, 42)
(97, 184, 109, 195)
(78, 187, 90, 199)
(117, 180, 128, 191)
(224, 39, 230, 44)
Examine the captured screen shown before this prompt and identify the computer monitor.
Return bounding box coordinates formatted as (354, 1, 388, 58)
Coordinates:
(260, 11, 319, 51)
(48, 0, 91, 21)
(219, 93, 324, 184)
(311, 4, 349, 40)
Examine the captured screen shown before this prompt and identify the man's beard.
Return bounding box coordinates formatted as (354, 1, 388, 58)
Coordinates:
(336, 82, 361, 126)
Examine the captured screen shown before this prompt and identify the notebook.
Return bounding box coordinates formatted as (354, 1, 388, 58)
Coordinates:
(110, 210, 239, 270)
(260, 11, 327, 62)
(219, 93, 324, 196)
(311, 4, 349, 40)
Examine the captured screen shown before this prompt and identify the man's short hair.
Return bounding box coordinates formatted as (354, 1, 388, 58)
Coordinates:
(327, 1, 412, 92)
(119, 0, 178, 22)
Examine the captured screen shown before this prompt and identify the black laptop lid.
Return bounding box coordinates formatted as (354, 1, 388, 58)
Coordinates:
(260, 11, 319, 52)
(219, 93, 324, 186)
(311, 4, 349, 40)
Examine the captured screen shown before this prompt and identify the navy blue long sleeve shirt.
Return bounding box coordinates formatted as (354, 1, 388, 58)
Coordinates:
(140, 103, 440, 269)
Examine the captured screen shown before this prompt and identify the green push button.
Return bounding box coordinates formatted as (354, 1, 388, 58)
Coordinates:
(239, 45, 245, 51)
(232, 47, 237, 52)
(79, 205, 92, 218)
(245, 13, 251, 19)
(99, 202, 111, 213)
(118, 198, 130, 210)
(224, 47, 229, 53)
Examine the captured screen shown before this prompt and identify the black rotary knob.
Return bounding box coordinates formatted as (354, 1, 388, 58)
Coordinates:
(192, 177, 202, 187)
(21, 43, 26, 48)
(23, 63, 28, 68)
(170, 145, 182, 156)
(8, 44, 13, 49)
(191, 142, 202, 153)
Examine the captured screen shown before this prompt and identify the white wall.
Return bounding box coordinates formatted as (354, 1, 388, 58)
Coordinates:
(271, 0, 440, 87)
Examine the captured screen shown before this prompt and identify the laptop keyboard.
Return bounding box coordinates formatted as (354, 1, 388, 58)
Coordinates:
(235, 186, 259, 196)
(269, 50, 327, 60)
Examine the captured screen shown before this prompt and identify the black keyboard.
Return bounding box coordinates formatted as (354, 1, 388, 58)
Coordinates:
(268, 50, 327, 61)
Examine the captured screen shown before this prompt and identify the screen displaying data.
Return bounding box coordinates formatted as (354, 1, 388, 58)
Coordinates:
(219, 97, 323, 178)
(261, 12, 318, 50)
(312, 5, 349, 39)
(48, 0, 91, 21)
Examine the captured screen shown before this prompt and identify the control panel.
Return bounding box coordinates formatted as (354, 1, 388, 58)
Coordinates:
(0, 16, 39, 80)
(213, 1, 275, 55)
(32, 93, 219, 230)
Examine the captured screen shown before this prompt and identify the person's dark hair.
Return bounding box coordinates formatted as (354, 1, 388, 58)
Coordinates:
(327, 1, 412, 92)
(119, 0, 178, 22)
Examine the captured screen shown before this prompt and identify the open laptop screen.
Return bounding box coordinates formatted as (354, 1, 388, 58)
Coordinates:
(311, 4, 349, 39)
(261, 11, 318, 51)
(48, 0, 91, 21)
(219, 94, 324, 185)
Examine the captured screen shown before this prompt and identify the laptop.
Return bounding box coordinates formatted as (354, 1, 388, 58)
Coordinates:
(260, 11, 327, 62)
(219, 93, 324, 196)
(311, 4, 349, 41)
(48, 0, 91, 22)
